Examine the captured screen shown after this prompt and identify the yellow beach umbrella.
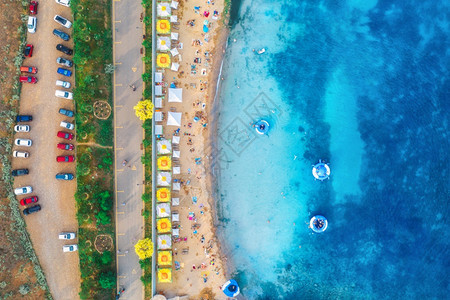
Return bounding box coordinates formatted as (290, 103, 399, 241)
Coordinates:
(158, 268, 172, 283)
(157, 53, 171, 68)
(157, 20, 171, 34)
(156, 188, 171, 202)
(158, 156, 172, 170)
(157, 218, 171, 233)
(158, 251, 173, 266)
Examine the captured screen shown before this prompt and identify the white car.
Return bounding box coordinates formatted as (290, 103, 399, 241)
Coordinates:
(15, 138, 32, 147)
(59, 232, 76, 240)
(14, 125, 30, 132)
(56, 80, 71, 89)
(55, 0, 71, 7)
(55, 90, 73, 100)
(27, 16, 37, 33)
(63, 244, 78, 252)
(14, 186, 32, 195)
(60, 121, 75, 130)
(54, 15, 72, 28)
(13, 151, 29, 158)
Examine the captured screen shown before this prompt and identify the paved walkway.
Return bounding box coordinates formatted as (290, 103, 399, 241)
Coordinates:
(112, 0, 145, 299)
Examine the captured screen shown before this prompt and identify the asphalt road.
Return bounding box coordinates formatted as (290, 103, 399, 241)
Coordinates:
(11, 1, 80, 299)
(113, 0, 145, 299)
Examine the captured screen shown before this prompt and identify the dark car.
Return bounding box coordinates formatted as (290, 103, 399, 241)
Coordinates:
(16, 115, 33, 122)
(57, 143, 74, 150)
(59, 108, 74, 117)
(23, 204, 41, 215)
(56, 44, 73, 55)
(57, 131, 74, 140)
(56, 155, 75, 162)
(23, 44, 33, 57)
(11, 168, 29, 177)
(53, 29, 70, 41)
(20, 76, 38, 84)
(56, 57, 73, 67)
(57, 67, 72, 77)
(29, 1, 38, 14)
(56, 173, 74, 180)
(20, 196, 38, 206)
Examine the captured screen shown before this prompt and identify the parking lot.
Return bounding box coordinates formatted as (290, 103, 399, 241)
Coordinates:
(11, 1, 80, 299)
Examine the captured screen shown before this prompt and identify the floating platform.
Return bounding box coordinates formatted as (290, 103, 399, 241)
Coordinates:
(310, 215, 328, 233)
(254, 120, 269, 135)
(312, 160, 330, 180)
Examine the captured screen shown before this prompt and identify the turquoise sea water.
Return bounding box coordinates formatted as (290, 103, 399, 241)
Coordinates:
(215, 0, 449, 299)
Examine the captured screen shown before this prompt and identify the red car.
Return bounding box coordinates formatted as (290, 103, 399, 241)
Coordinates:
(29, 1, 38, 14)
(56, 155, 75, 162)
(20, 76, 38, 84)
(24, 44, 33, 57)
(57, 131, 74, 140)
(57, 143, 74, 150)
(20, 66, 38, 74)
(20, 196, 38, 206)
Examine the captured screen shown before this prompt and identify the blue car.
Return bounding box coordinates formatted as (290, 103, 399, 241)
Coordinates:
(57, 67, 72, 77)
(59, 108, 74, 117)
(16, 115, 33, 122)
(55, 173, 74, 180)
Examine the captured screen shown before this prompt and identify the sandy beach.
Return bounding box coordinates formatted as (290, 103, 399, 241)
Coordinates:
(155, 0, 230, 298)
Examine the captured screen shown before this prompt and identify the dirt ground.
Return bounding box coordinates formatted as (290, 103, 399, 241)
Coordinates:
(11, 1, 81, 299)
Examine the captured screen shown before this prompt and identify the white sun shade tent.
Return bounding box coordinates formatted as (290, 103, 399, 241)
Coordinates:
(155, 72, 163, 83)
(172, 136, 180, 145)
(155, 125, 163, 135)
(173, 166, 180, 174)
(155, 85, 163, 96)
(171, 63, 180, 71)
(157, 36, 171, 51)
(172, 197, 179, 206)
(167, 112, 181, 126)
(157, 172, 172, 186)
(172, 182, 180, 191)
(170, 15, 178, 23)
(170, 48, 179, 57)
(168, 88, 182, 103)
(154, 111, 163, 122)
(157, 3, 171, 17)
(171, 32, 179, 40)
(173, 150, 180, 158)
(171, 1, 179, 9)
(155, 97, 163, 109)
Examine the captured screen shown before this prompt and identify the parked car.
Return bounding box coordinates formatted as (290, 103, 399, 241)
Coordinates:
(56, 80, 71, 89)
(57, 143, 74, 150)
(14, 186, 32, 195)
(23, 204, 41, 215)
(56, 173, 74, 180)
(20, 76, 38, 84)
(60, 121, 74, 130)
(27, 16, 37, 33)
(55, 0, 71, 7)
(53, 15, 72, 28)
(57, 131, 74, 140)
(16, 115, 32, 122)
(63, 244, 78, 252)
(20, 66, 38, 74)
(14, 138, 32, 147)
(57, 67, 72, 77)
(59, 108, 74, 117)
(11, 169, 29, 177)
(56, 155, 75, 162)
(20, 196, 38, 206)
(56, 57, 73, 67)
(23, 44, 33, 57)
(13, 151, 29, 158)
(53, 29, 70, 41)
(14, 125, 30, 132)
(56, 44, 73, 55)
(55, 90, 73, 99)
(29, 1, 38, 14)
(59, 232, 76, 240)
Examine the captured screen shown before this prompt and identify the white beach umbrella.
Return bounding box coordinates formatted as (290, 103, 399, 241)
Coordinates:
(173, 150, 180, 158)
(172, 182, 180, 191)
(171, 63, 180, 71)
(157, 234, 172, 250)
(157, 203, 171, 218)
(155, 97, 163, 109)
(157, 139, 172, 154)
(170, 15, 178, 23)
(155, 85, 163, 96)
(173, 166, 180, 174)
(157, 36, 171, 51)
(157, 3, 171, 17)
(171, 1, 179, 9)
(167, 112, 182, 126)
(155, 72, 163, 83)
(157, 172, 172, 186)
(172, 136, 180, 144)
(171, 32, 179, 40)
(154, 111, 163, 122)
(170, 48, 179, 57)
(168, 88, 182, 103)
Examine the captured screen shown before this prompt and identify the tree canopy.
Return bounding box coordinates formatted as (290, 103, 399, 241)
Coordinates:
(134, 238, 153, 260)
(134, 100, 154, 121)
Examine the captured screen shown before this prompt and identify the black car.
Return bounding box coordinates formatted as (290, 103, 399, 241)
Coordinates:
(12, 168, 29, 177)
(59, 108, 74, 117)
(16, 115, 33, 122)
(23, 204, 41, 215)
(56, 44, 73, 55)
(52, 29, 70, 41)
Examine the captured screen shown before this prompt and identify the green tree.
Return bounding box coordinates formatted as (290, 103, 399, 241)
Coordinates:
(141, 73, 151, 82)
(96, 211, 111, 225)
(101, 251, 113, 265)
(98, 271, 115, 289)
